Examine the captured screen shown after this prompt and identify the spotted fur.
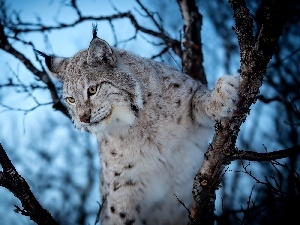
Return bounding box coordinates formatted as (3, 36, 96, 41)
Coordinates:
(42, 36, 240, 225)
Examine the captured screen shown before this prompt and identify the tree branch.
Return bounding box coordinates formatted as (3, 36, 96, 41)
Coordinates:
(190, 0, 291, 224)
(177, 0, 206, 84)
(232, 146, 300, 161)
(0, 143, 59, 225)
(0, 22, 69, 118)
(4, 2, 183, 61)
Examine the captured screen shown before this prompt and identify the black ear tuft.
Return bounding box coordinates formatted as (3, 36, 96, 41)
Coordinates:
(92, 23, 98, 40)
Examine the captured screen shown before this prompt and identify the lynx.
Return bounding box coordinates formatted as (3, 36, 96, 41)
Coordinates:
(37, 28, 240, 225)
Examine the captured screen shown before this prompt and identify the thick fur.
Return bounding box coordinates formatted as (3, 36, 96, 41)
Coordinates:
(45, 37, 240, 225)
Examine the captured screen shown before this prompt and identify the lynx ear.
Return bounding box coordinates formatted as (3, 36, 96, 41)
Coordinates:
(87, 38, 116, 67)
(35, 50, 69, 81)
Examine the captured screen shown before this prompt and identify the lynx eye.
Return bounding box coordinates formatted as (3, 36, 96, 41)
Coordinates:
(66, 97, 75, 104)
(88, 85, 98, 95)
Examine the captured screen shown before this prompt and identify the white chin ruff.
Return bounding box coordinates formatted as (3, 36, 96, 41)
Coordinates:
(79, 105, 136, 135)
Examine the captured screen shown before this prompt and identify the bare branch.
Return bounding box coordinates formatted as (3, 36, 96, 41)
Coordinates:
(0, 22, 69, 118)
(0, 143, 59, 225)
(232, 146, 300, 161)
(135, 0, 165, 33)
(150, 46, 169, 60)
(190, 0, 292, 224)
(5, 5, 183, 60)
(177, 0, 206, 83)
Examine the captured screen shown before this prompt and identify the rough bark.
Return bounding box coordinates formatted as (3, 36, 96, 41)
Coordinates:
(0, 144, 59, 225)
(189, 0, 291, 224)
(177, 0, 206, 84)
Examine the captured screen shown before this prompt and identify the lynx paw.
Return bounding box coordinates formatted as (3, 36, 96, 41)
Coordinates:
(206, 74, 241, 120)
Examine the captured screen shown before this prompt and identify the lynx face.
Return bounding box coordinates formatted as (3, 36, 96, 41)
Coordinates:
(64, 78, 136, 134)
(42, 38, 143, 134)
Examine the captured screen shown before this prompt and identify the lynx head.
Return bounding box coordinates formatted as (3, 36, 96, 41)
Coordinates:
(37, 32, 143, 134)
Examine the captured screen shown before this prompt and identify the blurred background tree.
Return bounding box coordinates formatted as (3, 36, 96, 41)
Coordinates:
(0, 0, 299, 224)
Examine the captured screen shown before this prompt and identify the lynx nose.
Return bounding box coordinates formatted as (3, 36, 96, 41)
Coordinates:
(79, 113, 91, 123)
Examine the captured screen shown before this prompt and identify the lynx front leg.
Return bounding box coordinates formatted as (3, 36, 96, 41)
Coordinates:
(192, 74, 241, 125)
